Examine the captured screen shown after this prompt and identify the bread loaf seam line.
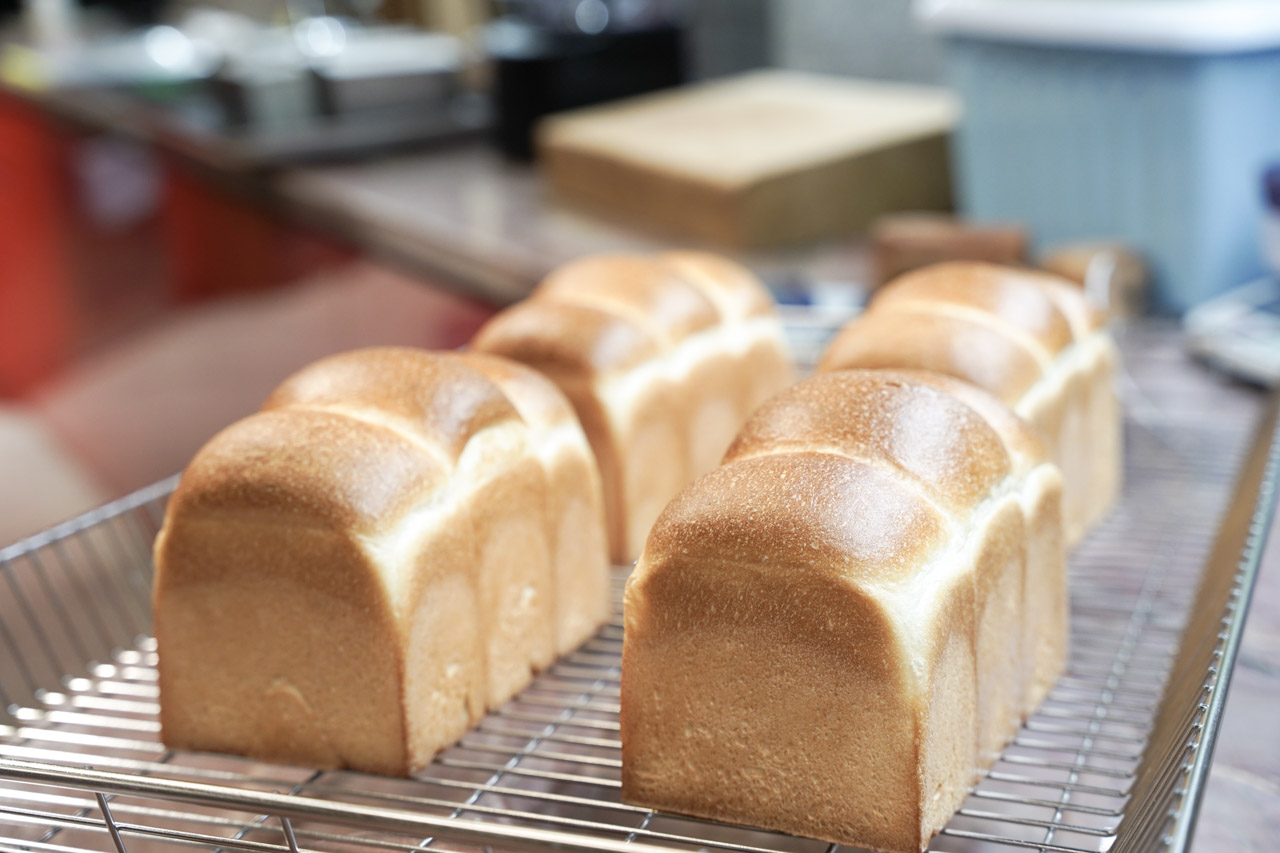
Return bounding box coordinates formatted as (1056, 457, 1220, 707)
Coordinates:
(1014, 331, 1113, 420)
(530, 252, 740, 352)
(1015, 465, 1064, 517)
(599, 317, 786, 418)
(501, 421, 599, 466)
(531, 289, 691, 349)
(872, 301, 1058, 371)
(845, 462, 1054, 685)
(679, 446, 1048, 687)
(248, 398, 542, 603)
(1039, 282, 1101, 338)
(368, 416, 531, 556)
(278, 401, 458, 470)
(636, 471, 1024, 710)
(722, 445, 974, 525)
(356, 490, 457, 614)
(658, 259, 750, 321)
(888, 491, 1024, 689)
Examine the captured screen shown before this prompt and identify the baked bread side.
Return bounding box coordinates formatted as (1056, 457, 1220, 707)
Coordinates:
(457, 353, 611, 655)
(473, 252, 793, 562)
(262, 349, 557, 709)
(154, 348, 608, 774)
(154, 407, 456, 776)
(818, 262, 1119, 545)
(904, 371, 1067, 714)
(622, 371, 1063, 853)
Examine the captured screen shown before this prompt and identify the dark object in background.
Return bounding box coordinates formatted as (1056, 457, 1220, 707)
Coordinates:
(82, 0, 164, 26)
(489, 18, 685, 160)
(310, 29, 463, 118)
(209, 66, 317, 132)
(1265, 163, 1280, 278)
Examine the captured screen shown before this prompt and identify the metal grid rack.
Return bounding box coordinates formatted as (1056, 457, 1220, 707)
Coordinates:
(0, 324, 1275, 853)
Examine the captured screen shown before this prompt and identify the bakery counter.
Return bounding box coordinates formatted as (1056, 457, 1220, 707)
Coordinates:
(271, 145, 875, 307)
(2, 82, 544, 393)
(2, 78, 873, 311)
(0, 319, 1276, 852)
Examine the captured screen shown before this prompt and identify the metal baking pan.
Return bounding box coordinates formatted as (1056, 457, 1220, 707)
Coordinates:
(0, 322, 1273, 852)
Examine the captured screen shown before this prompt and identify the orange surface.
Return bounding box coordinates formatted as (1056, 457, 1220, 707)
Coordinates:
(0, 92, 74, 395)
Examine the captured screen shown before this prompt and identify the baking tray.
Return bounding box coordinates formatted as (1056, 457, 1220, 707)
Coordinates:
(0, 322, 1274, 853)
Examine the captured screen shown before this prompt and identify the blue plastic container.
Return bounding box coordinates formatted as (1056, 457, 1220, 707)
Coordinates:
(919, 0, 1280, 312)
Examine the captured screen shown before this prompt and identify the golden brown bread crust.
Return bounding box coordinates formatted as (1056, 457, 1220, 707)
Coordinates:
(155, 347, 610, 774)
(819, 310, 1046, 405)
(156, 518, 412, 774)
(472, 300, 662, 375)
(643, 452, 950, 582)
(623, 542, 976, 853)
(264, 348, 519, 460)
(456, 353, 612, 655)
(169, 408, 446, 533)
(717, 370, 1051, 747)
(537, 253, 720, 343)
(895, 371, 1068, 709)
(660, 250, 777, 319)
(260, 348, 564, 704)
(869, 262, 1076, 355)
(901, 370, 1048, 472)
(818, 261, 1119, 544)
(724, 372, 1011, 513)
(473, 252, 794, 561)
(456, 353, 579, 430)
(622, 370, 1066, 852)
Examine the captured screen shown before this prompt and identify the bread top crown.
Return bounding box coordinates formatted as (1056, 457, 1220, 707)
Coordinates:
(536, 254, 721, 345)
(724, 371, 1011, 514)
(643, 370, 1049, 585)
(644, 452, 950, 585)
(871, 263, 1077, 354)
(265, 348, 520, 462)
(172, 407, 446, 535)
(818, 262, 1103, 404)
(455, 352, 581, 433)
(172, 348, 553, 538)
(660, 251, 778, 321)
(473, 252, 780, 376)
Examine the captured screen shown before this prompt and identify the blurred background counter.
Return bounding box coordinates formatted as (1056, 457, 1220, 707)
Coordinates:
(4, 0, 1280, 541)
(0, 0, 895, 395)
(1, 0, 907, 538)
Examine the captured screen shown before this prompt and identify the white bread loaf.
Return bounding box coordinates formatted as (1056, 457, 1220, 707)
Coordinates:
(472, 251, 794, 562)
(818, 262, 1120, 545)
(622, 370, 1065, 853)
(153, 348, 608, 775)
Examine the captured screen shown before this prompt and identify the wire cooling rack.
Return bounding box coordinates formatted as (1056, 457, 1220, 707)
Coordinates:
(0, 323, 1276, 853)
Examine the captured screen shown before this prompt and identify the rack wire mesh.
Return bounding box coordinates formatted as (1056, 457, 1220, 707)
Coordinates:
(0, 323, 1275, 853)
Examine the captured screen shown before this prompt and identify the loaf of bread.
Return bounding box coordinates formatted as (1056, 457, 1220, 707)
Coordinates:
(622, 370, 1065, 853)
(472, 252, 794, 562)
(819, 262, 1120, 544)
(153, 348, 609, 775)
